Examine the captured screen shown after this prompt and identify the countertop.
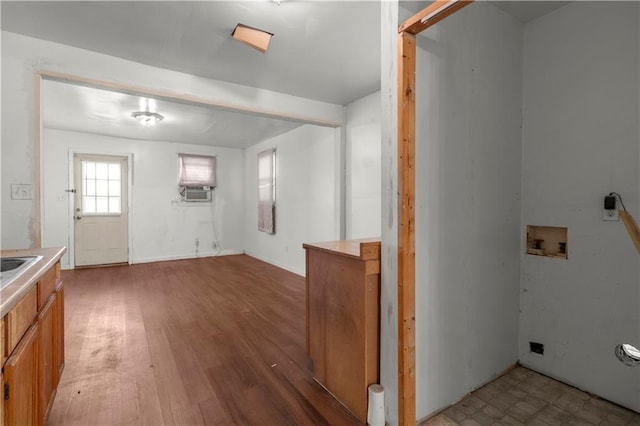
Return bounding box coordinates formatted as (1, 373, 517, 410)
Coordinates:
(1, 247, 67, 317)
(303, 238, 380, 261)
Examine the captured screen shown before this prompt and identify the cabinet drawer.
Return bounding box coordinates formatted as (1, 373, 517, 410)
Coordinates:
(6, 286, 37, 356)
(37, 264, 57, 310)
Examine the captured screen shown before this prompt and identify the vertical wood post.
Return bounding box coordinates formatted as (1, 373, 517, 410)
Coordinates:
(33, 73, 42, 248)
(397, 4, 472, 423)
(397, 30, 416, 426)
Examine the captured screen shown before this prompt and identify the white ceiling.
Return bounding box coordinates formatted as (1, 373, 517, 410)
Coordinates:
(4, 1, 570, 148)
(42, 79, 305, 148)
(1, 1, 382, 106)
(489, 1, 570, 23)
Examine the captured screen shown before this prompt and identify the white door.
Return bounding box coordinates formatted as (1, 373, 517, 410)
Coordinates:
(73, 154, 129, 267)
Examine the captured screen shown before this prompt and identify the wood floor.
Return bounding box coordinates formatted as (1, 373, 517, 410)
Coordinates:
(47, 255, 361, 426)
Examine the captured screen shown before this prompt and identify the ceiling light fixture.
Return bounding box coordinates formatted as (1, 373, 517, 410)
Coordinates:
(231, 23, 273, 53)
(131, 111, 164, 126)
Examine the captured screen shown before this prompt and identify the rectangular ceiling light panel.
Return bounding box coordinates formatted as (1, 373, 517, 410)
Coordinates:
(231, 23, 273, 53)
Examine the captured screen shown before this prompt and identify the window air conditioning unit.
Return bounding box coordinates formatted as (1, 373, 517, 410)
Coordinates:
(182, 187, 211, 202)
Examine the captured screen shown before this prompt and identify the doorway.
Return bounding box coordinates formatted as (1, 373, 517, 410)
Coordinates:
(72, 153, 129, 266)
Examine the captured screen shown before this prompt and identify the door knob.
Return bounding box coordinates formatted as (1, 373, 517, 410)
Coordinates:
(75, 215, 82, 220)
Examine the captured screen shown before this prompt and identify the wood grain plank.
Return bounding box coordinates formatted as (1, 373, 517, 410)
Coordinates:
(6, 286, 38, 355)
(620, 210, 640, 255)
(398, 30, 417, 426)
(47, 255, 361, 425)
(399, 0, 474, 35)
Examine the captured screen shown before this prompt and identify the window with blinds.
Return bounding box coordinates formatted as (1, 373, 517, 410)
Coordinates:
(257, 148, 276, 234)
(178, 153, 217, 188)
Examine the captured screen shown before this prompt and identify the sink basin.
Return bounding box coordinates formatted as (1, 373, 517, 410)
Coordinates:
(1, 258, 29, 272)
(0, 255, 43, 290)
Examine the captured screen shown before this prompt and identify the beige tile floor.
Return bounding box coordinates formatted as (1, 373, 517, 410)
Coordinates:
(419, 366, 640, 426)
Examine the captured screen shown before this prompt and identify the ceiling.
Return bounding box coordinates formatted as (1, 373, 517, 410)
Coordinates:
(43, 79, 304, 148)
(3, 1, 570, 148)
(489, 1, 570, 23)
(1, 1, 382, 106)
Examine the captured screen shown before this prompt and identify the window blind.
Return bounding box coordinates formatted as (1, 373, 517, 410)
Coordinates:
(178, 153, 216, 187)
(257, 148, 275, 234)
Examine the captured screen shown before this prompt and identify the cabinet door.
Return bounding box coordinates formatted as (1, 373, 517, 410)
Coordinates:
(3, 323, 38, 426)
(1, 373, 3, 426)
(54, 283, 65, 386)
(38, 295, 56, 426)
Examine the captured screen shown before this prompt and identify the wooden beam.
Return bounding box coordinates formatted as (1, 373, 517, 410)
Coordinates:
(399, 0, 473, 35)
(33, 74, 42, 248)
(397, 30, 416, 426)
(620, 210, 640, 255)
(396, 2, 473, 423)
(35, 70, 342, 128)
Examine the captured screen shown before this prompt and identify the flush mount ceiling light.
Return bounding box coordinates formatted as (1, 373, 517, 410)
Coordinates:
(131, 111, 164, 126)
(231, 23, 273, 53)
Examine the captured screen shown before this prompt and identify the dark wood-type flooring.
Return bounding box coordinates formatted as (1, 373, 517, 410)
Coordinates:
(47, 255, 361, 425)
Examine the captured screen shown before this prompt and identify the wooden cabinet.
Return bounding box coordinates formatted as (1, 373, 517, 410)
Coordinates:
(303, 239, 381, 422)
(6, 287, 37, 355)
(1, 259, 65, 426)
(37, 266, 56, 310)
(3, 324, 38, 426)
(37, 295, 56, 425)
(1, 317, 5, 368)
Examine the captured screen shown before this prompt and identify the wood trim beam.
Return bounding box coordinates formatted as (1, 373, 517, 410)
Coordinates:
(399, 0, 473, 35)
(620, 210, 640, 255)
(35, 70, 342, 128)
(33, 74, 42, 248)
(397, 30, 416, 426)
(396, 1, 473, 424)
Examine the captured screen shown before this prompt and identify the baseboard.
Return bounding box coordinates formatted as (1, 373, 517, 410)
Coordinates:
(130, 249, 244, 265)
(242, 250, 305, 277)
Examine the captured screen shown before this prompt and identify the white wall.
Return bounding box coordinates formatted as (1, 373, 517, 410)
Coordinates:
(414, 3, 523, 419)
(520, 1, 640, 412)
(42, 129, 245, 268)
(1, 31, 345, 250)
(243, 124, 339, 276)
(346, 91, 381, 240)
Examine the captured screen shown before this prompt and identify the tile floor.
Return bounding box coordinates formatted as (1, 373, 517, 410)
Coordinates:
(419, 366, 640, 426)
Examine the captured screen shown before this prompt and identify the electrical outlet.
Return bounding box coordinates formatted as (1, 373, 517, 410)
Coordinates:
(529, 342, 544, 355)
(603, 209, 619, 221)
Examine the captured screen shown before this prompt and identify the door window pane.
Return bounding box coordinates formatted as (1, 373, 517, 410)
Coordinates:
(96, 197, 108, 212)
(109, 180, 121, 196)
(108, 163, 120, 180)
(96, 163, 108, 179)
(96, 179, 108, 196)
(81, 160, 122, 214)
(83, 196, 96, 213)
(109, 198, 121, 213)
(84, 179, 96, 196)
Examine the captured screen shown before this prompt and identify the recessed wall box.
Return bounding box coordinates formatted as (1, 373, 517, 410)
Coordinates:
(526, 225, 568, 259)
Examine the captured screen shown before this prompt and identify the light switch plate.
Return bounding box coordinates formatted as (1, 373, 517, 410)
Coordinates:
(11, 184, 32, 200)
